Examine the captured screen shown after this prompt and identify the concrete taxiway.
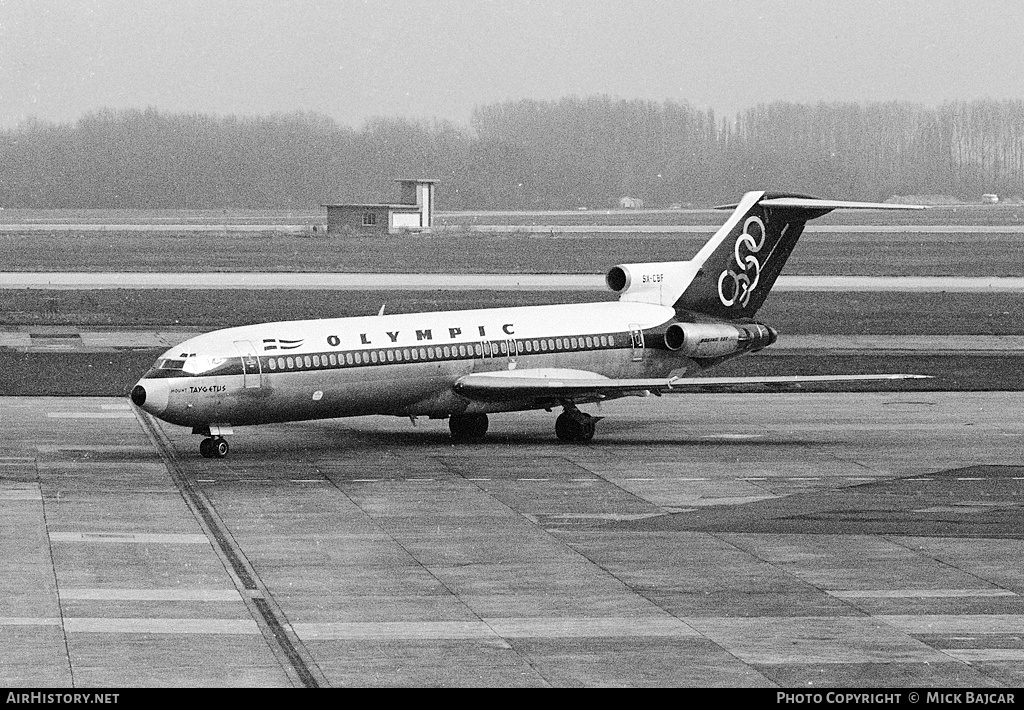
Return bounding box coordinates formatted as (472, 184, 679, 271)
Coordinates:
(3, 392, 1024, 687)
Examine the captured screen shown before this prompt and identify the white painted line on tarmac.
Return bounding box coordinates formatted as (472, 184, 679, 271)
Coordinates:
(293, 616, 698, 641)
(0, 617, 60, 626)
(46, 412, 138, 419)
(36, 462, 166, 472)
(701, 434, 763, 440)
(294, 620, 500, 641)
(486, 616, 701, 638)
(37, 445, 151, 453)
(49, 532, 210, 544)
(829, 589, 1017, 599)
(63, 618, 260, 634)
(878, 614, 1024, 634)
(946, 649, 1024, 662)
(547, 512, 665, 521)
(0, 489, 42, 501)
(60, 588, 243, 602)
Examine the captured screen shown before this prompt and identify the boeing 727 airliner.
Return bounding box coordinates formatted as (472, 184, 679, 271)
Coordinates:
(131, 191, 927, 458)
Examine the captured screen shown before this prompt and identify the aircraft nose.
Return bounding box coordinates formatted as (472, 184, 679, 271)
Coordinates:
(130, 379, 169, 417)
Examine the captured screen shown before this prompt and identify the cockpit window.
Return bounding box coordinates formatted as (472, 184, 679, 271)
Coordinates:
(182, 357, 228, 375)
(159, 359, 186, 369)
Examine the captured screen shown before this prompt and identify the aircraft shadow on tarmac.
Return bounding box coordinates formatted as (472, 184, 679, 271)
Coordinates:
(619, 465, 1024, 539)
(252, 420, 828, 451)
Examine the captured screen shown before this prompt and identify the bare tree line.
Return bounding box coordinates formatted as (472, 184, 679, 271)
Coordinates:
(1, 98, 1022, 210)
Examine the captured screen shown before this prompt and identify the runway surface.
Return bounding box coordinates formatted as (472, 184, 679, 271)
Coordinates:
(4, 392, 1024, 687)
(4, 272, 1024, 291)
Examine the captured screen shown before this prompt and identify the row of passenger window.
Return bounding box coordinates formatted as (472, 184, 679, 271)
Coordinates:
(264, 334, 618, 372)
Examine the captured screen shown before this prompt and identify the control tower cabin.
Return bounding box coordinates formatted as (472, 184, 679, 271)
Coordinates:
(324, 179, 437, 235)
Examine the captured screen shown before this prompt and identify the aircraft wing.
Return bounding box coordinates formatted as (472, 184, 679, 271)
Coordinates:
(453, 368, 931, 403)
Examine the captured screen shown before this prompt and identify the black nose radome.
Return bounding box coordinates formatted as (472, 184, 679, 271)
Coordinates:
(130, 385, 147, 406)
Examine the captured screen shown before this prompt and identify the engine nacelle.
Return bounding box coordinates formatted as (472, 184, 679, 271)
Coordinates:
(605, 261, 695, 305)
(663, 322, 777, 358)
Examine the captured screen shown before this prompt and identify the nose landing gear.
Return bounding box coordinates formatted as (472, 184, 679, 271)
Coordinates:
(199, 437, 230, 459)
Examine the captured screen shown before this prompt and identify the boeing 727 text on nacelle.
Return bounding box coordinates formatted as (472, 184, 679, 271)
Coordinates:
(131, 191, 928, 458)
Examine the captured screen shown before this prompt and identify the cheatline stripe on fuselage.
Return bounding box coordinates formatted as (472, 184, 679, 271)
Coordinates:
(142, 331, 635, 381)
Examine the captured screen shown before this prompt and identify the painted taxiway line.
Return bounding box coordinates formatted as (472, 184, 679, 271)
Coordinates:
(48, 532, 210, 544)
(292, 616, 698, 641)
(3, 273, 1024, 292)
(59, 588, 243, 602)
(62, 618, 260, 634)
(828, 589, 1017, 599)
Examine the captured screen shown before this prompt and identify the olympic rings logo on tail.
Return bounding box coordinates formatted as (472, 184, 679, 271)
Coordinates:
(717, 216, 768, 308)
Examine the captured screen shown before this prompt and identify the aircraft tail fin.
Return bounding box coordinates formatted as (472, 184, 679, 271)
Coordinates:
(605, 191, 924, 320)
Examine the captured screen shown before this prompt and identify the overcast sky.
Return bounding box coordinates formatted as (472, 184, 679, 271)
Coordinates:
(2, 0, 1023, 129)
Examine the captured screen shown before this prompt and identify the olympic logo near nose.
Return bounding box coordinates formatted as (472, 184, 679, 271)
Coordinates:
(717, 216, 766, 308)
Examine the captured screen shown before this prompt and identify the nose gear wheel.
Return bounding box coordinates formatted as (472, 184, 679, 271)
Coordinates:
(199, 437, 229, 459)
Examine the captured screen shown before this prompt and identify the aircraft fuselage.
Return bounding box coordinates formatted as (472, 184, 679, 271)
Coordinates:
(133, 300, 695, 428)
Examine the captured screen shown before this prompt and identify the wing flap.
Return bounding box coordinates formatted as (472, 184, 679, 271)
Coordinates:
(454, 370, 931, 402)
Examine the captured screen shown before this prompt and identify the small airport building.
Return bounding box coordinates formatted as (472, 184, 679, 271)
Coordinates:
(324, 179, 437, 236)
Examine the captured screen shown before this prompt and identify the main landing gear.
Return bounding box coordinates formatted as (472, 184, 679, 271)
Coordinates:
(449, 413, 489, 442)
(555, 404, 597, 443)
(199, 436, 229, 459)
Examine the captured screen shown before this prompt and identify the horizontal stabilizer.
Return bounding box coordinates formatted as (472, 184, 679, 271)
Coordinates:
(455, 370, 931, 402)
(713, 196, 926, 211)
(756, 197, 927, 211)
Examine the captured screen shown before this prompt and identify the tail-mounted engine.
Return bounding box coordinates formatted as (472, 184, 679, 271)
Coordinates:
(605, 261, 696, 306)
(663, 321, 777, 358)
